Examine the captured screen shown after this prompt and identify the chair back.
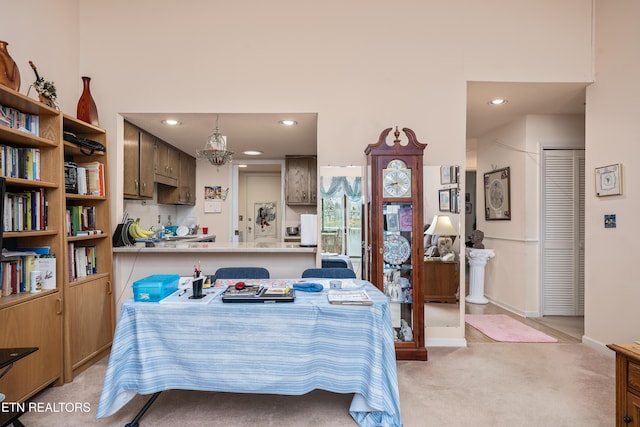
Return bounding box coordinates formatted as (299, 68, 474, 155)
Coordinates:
(214, 267, 270, 280)
(301, 268, 356, 279)
(321, 258, 349, 269)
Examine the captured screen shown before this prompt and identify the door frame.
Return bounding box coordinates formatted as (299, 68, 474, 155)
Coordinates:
(231, 160, 286, 243)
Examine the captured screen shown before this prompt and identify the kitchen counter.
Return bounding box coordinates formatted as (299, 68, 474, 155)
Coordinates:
(113, 241, 314, 253)
(112, 242, 317, 319)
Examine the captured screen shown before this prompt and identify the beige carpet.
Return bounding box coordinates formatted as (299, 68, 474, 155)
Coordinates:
(20, 342, 614, 426)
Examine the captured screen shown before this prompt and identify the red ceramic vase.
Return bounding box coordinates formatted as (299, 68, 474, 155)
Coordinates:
(0, 41, 20, 91)
(77, 76, 99, 126)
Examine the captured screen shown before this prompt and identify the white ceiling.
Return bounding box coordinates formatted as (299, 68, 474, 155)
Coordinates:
(466, 82, 588, 139)
(123, 82, 587, 171)
(124, 112, 318, 170)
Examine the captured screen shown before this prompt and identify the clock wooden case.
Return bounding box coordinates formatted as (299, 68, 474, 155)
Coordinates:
(365, 127, 427, 361)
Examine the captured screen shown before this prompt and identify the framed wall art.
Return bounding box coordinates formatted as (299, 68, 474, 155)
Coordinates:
(440, 166, 451, 184)
(439, 189, 451, 212)
(484, 166, 511, 220)
(449, 188, 459, 213)
(595, 163, 622, 197)
(254, 202, 277, 238)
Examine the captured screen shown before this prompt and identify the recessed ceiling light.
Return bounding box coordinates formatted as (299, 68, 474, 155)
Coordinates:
(237, 164, 248, 168)
(279, 120, 297, 126)
(242, 150, 263, 156)
(161, 119, 181, 126)
(488, 99, 507, 106)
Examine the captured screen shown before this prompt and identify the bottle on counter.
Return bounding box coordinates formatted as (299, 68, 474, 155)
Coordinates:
(156, 215, 165, 239)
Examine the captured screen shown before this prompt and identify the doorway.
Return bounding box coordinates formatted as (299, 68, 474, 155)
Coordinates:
(231, 160, 286, 243)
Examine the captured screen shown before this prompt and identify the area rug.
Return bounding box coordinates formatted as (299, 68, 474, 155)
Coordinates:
(465, 314, 558, 343)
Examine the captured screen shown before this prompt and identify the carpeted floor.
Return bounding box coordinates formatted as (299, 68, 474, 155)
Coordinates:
(20, 341, 614, 426)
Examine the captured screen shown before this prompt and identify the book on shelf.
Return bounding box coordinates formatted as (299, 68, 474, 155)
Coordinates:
(0, 105, 39, 135)
(76, 162, 105, 197)
(67, 205, 97, 236)
(327, 289, 373, 305)
(76, 166, 87, 195)
(75, 229, 103, 236)
(0, 145, 41, 181)
(3, 190, 47, 232)
(36, 255, 56, 290)
(68, 243, 97, 281)
(13, 247, 50, 255)
(0, 250, 55, 295)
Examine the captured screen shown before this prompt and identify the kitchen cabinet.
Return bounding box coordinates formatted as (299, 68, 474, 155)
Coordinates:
(157, 151, 196, 205)
(123, 122, 154, 199)
(608, 343, 640, 426)
(424, 260, 459, 303)
(286, 156, 317, 205)
(178, 152, 196, 204)
(155, 138, 179, 187)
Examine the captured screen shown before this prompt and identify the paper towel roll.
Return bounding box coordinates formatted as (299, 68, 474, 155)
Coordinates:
(300, 214, 317, 247)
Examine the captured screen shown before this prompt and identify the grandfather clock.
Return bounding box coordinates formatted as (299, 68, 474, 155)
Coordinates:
(365, 127, 427, 361)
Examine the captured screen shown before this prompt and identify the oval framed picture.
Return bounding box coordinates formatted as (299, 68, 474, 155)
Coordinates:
(484, 166, 511, 220)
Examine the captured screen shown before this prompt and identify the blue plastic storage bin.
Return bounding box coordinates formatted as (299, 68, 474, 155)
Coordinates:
(133, 274, 180, 302)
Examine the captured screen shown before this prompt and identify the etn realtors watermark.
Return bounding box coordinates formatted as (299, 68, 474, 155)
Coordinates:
(1, 401, 91, 413)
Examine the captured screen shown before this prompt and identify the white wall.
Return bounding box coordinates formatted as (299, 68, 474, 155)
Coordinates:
(586, 1, 640, 346)
(476, 115, 585, 317)
(5, 0, 616, 345)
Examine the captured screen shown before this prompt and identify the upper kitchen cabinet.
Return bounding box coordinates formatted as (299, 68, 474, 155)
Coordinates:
(286, 155, 317, 205)
(155, 138, 179, 187)
(157, 151, 196, 205)
(123, 121, 154, 199)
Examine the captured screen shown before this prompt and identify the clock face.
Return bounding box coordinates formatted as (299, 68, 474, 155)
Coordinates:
(383, 168, 412, 198)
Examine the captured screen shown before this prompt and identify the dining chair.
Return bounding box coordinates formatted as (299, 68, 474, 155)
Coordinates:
(301, 268, 356, 279)
(213, 267, 270, 280)
(321, 258, 349, 269)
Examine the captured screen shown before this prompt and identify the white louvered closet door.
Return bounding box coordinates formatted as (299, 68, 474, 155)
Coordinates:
(541, 149, 585, 315)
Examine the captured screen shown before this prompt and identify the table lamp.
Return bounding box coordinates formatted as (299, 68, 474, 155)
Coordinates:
(425, 215, 457, 257)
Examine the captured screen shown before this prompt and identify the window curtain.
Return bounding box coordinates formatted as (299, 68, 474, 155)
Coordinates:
(320, 176, 362, 202)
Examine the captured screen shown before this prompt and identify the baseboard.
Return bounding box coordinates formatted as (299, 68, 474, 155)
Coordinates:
(582, 335, 615, 357)
(426, 337, 468, 347)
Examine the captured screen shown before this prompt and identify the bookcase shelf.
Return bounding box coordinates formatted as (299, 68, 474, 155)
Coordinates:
(0, 84, 114, 401)
(0, 85, 64, 402)
(66, 193, 106, 201)
(0, 287, 59, 310)
(61, 114, 113, 382)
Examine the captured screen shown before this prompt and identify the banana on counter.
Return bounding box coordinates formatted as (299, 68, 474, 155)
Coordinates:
(127, 218, 155, 240)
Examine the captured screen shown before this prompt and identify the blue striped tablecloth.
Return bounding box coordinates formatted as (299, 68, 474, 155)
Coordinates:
(96, 281, 402, 427)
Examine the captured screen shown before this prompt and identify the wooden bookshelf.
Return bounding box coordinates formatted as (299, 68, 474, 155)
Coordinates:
(0, 84, 64, 401)
(0, 85, 115, 404)
(61, 114, 113, 382)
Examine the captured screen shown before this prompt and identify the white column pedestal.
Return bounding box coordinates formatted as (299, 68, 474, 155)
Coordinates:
(465, 248, 495, 304)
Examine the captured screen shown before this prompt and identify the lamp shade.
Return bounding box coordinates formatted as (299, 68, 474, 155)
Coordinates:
(425, 215, 456, 236)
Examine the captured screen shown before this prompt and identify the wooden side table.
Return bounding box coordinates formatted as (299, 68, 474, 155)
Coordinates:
(423, 260, 459, 303)
(607, 343, 640, 426)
